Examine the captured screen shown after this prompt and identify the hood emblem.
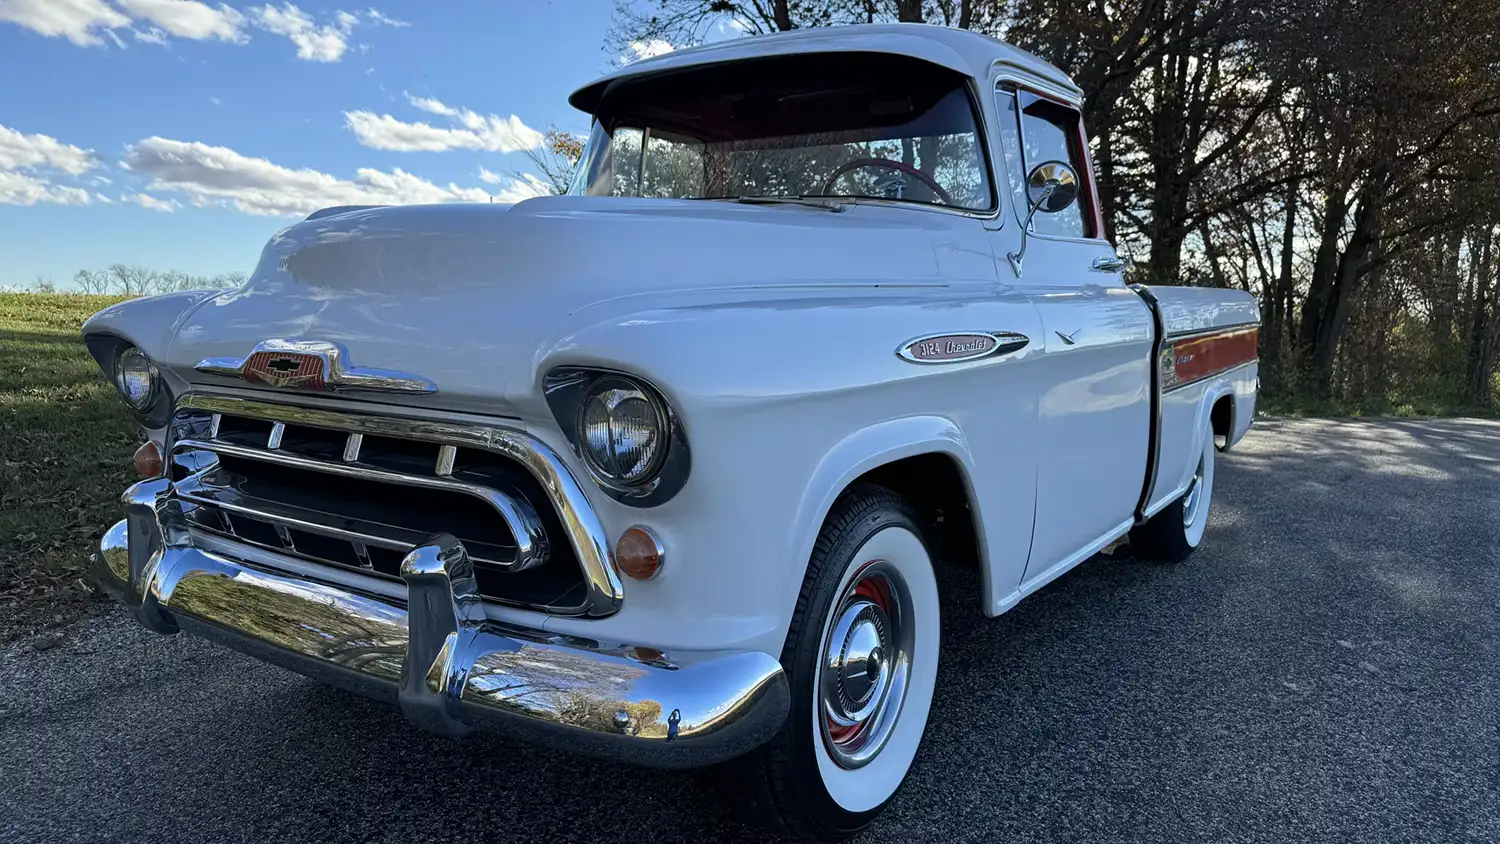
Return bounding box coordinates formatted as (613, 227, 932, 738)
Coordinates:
(896, 331, 1030, 365)
(195, 339, 437, 394)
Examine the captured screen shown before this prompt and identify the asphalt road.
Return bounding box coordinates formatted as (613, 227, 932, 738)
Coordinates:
(4, 417, 1498, 844)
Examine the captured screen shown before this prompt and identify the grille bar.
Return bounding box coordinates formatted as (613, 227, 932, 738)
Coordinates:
(175, 473, 523, 568)
(175, 393, 624, 618)
(174, 437, 549, 571)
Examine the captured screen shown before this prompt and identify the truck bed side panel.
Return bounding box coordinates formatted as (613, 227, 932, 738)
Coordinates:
(1137, 284, 1261, 520)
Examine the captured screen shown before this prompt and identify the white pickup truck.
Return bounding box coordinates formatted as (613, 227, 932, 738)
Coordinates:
(82, 23, 1258, 842)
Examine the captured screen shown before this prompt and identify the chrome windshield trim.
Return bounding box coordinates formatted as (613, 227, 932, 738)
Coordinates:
(175, 393, 624, 616)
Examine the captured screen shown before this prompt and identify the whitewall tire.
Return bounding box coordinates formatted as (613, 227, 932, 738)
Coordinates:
(1130, 420, 1216, 562)
(724, 484, 939, 842)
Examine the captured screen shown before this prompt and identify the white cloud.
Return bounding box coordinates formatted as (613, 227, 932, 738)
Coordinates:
(96, 192, 115, 203)
(343, 113, 461, 152)
(0, 122, 100, 206)
(364, 8, 406, 27)
(122, 135, 498, 216)
(209, 96, 222, 106)
(621, 38, 674, 64)
(408, 95, 456, 117)
(127, 192, 180, 211)
(0, 170, 93, 206)
(345, 95, 543, 153)
(480, 168, 552, 201)
(0, 0, 130, 46)
(132, 25, 168, 44)
(249, 2, 358, 62)
(115, 0, 245, 42)
(0, 124, 97, 174)
(489, 172, 551, 203)
(0, 0, 253, 47)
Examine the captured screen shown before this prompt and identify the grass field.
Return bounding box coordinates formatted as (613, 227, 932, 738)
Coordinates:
(0, 293, 138, 641)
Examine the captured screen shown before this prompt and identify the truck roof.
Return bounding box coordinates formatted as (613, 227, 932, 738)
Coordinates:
(568, 22, 1082, 115)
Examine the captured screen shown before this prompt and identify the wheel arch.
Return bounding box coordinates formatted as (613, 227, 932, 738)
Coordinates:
(779, 416, 988, 649)
(1202, 381, 1236, 452)
(1210, 391, 1234, 450)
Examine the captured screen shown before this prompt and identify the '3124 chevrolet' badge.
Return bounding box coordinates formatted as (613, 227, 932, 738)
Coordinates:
(896, 331, 1030, 365)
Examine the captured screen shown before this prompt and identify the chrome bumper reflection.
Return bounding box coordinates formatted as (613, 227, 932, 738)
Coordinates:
(90, 481, 789, 769)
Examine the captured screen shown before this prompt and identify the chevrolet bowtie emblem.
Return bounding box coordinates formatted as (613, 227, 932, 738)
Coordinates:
(195, 339, 437, 395)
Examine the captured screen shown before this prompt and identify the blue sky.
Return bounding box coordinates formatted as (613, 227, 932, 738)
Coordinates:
(0, 0, 707, 287)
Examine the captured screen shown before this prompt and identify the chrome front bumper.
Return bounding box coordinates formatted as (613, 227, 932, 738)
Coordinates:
(91, 478, 789, 769)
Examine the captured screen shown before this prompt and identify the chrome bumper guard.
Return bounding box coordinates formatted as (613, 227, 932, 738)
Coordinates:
(91, 478, 790, 769)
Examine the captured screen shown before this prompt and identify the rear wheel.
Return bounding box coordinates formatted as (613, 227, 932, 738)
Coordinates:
(1130, 421, 1216, 562)
(724, 484, 940, 842)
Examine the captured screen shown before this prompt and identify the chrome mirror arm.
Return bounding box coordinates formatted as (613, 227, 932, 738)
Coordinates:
(1007, 183, 1055, 278)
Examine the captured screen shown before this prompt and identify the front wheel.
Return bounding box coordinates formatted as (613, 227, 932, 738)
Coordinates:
(723, 484, 940, 842)
(1130, 421, 1216, 562)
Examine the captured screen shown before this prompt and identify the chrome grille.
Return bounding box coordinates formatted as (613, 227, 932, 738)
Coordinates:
(165, 395, 621, 616)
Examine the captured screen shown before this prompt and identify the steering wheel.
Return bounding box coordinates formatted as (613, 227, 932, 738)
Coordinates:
(819, 158, 954, 206)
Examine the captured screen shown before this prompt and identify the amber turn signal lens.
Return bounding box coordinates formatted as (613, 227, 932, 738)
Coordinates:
(132, 440, 163, 479)
(616, 526, 664, 580)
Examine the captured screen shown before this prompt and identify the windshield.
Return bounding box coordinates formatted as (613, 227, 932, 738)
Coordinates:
(569, 53, 994, 212)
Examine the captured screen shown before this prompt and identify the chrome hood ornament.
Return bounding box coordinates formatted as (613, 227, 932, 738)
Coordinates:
(195, 339, 437, 394)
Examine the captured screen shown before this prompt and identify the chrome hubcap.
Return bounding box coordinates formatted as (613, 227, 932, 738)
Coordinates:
(827, 602, 890, 722)
(819, 562, 912, 769)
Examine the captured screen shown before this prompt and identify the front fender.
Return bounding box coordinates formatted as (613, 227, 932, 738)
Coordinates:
(778, 415, 985, 631)
(81, 289, 221, 366)
(80, 289, 222, 436)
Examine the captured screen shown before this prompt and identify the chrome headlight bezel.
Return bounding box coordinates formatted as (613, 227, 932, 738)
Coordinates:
(544, 367, 690, 507)
(114, 346, 158, 411)
(84, 333, 173, 429)
(577, 375, 670, 487)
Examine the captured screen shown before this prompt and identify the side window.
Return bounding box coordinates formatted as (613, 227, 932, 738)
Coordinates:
(609, 127, 644, 196)
(996, 88, 1096, 239)
(579, 127, 706, 198)
(641, 130, 705, 198)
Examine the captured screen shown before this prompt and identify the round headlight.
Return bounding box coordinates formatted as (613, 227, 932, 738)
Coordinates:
(578, 376, 668, 487)
(114, 346, 157, 411)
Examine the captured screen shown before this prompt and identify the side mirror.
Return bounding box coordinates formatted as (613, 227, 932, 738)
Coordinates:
(1008, 160, 1081, 277)
(1025, 161, 1080, 213)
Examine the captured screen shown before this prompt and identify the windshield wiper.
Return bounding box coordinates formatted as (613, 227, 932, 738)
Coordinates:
(724, 195, 851, 213)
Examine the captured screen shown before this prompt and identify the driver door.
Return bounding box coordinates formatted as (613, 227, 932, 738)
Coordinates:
(992, 85, 1155, 590)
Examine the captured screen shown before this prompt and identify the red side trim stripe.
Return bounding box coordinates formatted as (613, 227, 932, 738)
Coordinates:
(1164, 326, 1258, 390)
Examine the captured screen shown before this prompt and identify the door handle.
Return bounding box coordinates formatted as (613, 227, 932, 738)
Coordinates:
(1091, 255, 1127, 273)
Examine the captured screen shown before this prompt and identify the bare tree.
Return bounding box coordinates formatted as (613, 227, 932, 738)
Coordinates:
(512, 129, 586, 196)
